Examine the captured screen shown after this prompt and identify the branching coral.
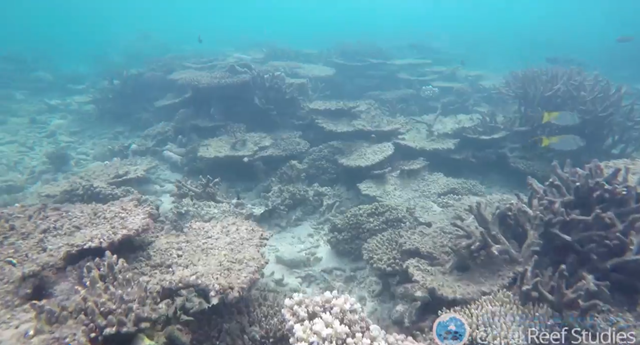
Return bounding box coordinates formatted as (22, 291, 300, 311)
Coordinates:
(449, 201, 538, 271)
(513, 159, 640, 314)
(28, 252, 172, 344)
(282, 291, 428, 345)
(501, 67, 638, 157)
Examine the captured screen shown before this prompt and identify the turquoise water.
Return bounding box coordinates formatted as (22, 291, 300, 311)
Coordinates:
(2, 0, 639, 80)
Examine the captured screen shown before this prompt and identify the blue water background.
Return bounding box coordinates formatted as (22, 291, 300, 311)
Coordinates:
(2, 0, 639, 81)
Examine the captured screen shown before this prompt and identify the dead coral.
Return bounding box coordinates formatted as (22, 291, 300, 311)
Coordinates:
(404, 256, 514, 304)
(197, 131, 309, 163)
(327, 203, 415, 258)
(168, 68, 252, 88)
(198, 132, 274, 160)
(28, 252, 172, 345)
(37, 158, 156, 204)
(362, 227, 451, 275)
(131, 217, 270, 304)
(306, 100, 362, 118)
(357, 171, 485, 224)
(265, 61, 336, 79)
(0, 196, 154, 278)
(250, 132, 310, 160)
(337, 142, 395, 169)
(173, 175, 228, 203)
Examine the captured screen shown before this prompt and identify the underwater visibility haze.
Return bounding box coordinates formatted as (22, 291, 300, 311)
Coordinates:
(1, 1, 640, 345)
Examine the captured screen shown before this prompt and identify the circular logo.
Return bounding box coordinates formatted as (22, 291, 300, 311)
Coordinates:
(432, 313, 470, 345)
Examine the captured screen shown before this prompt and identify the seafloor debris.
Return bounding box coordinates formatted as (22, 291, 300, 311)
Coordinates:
(173, 175, 227, 203)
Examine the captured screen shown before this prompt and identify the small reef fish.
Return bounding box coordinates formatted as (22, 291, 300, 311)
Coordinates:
(198, 35, 203, 44)
(542, 111, 581, 126)
(538, 135, 586, 151)
(3, 258, 17, 267)
(616, 36, 634, 43)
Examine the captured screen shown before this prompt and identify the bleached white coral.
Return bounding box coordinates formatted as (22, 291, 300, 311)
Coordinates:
(282, 291, 426, 345)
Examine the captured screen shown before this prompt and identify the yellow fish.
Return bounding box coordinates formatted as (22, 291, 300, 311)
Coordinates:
(538, 135, 585, 151)
(542, 111, 581, 126)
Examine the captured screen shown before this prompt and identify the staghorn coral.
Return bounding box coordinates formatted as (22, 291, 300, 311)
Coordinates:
(371, 197, 530, 306)
(448, 201, 538, 271)
(28, 252, 172, 345)
(501, 67, 639, 158)
(282, 291, 428, 345)
(326, 203, 415, 258)
(512, 159, 640, 314)
(131, 217, 270, 303)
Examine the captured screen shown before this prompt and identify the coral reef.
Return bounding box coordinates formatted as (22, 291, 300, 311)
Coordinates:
(8, 43, 640, 345)
(36, 158, 156, 204)
(132, 217, 270, 303)
(514, 159, 640, 313)
(0, 196, 154, 280)
(362, 227, 451, 275)
(327, 203, 416, 258)
(283, 291, 427, 345)
(338, 142, 395, 169)
(357, 171, 486, 224)
(441, 290, 557, 345)
(28, 252, 172, 345)
(501, 67, 638, 158)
